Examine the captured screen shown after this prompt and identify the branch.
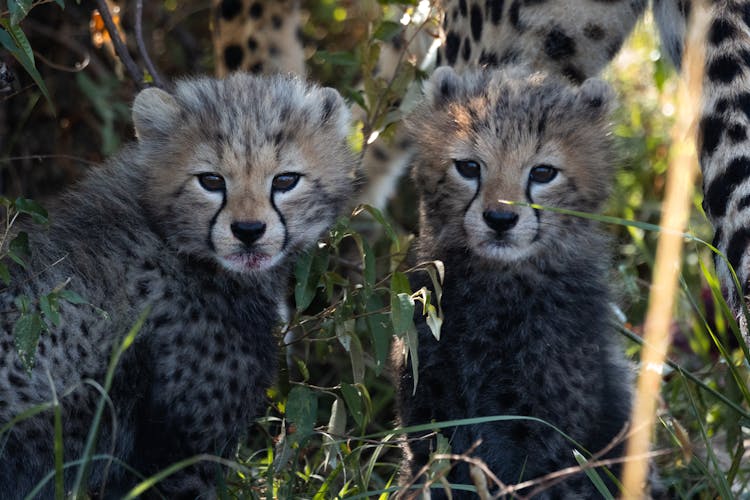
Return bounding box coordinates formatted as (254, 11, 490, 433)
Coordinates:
(134, 0, 166, 89)
(94, 0, 145, 88)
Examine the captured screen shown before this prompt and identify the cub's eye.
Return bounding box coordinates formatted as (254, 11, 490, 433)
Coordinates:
(529, 165, 558, 183)
(197, 173, 226, 191)
(272, 173, 301, 192)
(454, 159, 481, 179)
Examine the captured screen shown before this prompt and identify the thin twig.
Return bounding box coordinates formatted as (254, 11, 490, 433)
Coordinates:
(94, 0, 145, 88)
(33, 50, 89, 73)
(134, 0, 166, 89)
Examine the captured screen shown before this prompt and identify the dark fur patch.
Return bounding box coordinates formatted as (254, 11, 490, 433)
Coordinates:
(470, 3, 484, 41)
(727, 227, 750, 282)
(699, 114, 726, 159)
(223, 45, 244, 70)
(544, 27, 577, 59)
(487, 0, 504, 24)
(220, 0, 243, 20)
(705, 156, 750, 218)
(445, 31, 461, 65)
(707, 54, 743, 83)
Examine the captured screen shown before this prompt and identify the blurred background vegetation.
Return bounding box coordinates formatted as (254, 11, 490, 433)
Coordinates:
(1, 0, 749, 497)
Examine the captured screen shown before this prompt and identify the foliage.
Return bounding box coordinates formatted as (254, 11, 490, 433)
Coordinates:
(1, 1, 749, 499)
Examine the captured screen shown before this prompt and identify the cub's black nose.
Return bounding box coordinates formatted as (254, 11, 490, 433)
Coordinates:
(231, 221, 266, 246)
(482, 210, 519, 233)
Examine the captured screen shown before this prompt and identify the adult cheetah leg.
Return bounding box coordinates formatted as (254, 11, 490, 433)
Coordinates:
(212, 0, 305, 77)
(693, 0, 750, 341)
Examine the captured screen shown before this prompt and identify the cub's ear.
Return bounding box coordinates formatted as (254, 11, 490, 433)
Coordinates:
(575, 78, 615, 117)
(424, 66, 462, 108)
(132, 87, 180, 140)
(317, 86, 351, 135)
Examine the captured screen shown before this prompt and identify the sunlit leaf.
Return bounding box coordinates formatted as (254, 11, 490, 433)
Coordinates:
(40, 293, 60, 327)
(58, 289, 87, 305)
(373, 20, 402, 41)
(573, 450, 615, 500)
(294, 245, 329, 312)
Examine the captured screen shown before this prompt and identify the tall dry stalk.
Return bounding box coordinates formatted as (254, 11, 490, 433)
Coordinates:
(620, 3, 709, 497)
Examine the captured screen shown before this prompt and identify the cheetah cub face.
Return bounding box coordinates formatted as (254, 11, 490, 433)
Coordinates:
(408, 66, 615, 264)
(133, 73, 356, 274)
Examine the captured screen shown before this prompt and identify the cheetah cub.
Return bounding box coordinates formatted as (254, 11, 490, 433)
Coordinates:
(395, 66, 632, 498)
(0, 73, 356, 497)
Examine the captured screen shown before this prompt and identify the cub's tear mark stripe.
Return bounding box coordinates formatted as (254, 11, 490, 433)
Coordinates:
(207, 190, 227, 252)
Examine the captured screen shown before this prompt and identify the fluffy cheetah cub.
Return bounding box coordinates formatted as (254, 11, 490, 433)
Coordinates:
(395, 66, 632, 498)
(0, 73, 356, 498)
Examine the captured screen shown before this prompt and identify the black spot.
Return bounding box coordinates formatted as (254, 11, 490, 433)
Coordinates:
(678, 0, 690, 18)
(479, 50, 499, 66)
(509, 0, 522, 30)
(152, 313, 172, 329)
(728, 123, 747, 143)
(705, 156, 750, 218)
(544, 27, 576, 59)
(727, 227, 750, 281)
(271, 15, 283, 29)
(470, 3, 483, 41)
(710, 17, 736, 46)
(708, 54, 742, 83)
(699, 114, 726, 159)
(445, 32, 460, 65)
(462, 36, 472, 61)
(247, 37, 258, 52)
(250, 62, 264, 74)
(8, 371, 27, 387)
(223, 45, 244, 70)
(487, 0, 504, 24)
(583, 23, 605, 40)
(739, 194, 750, 211)
(740, 2, 750, 30)
(459, 0, 468, 16)
(142, 260, 156, 271)
(137, 279, 150, 297)
(436, 51, 442, 66)
(229, 377, 239, 393)
(249, 2, 263, 18)
(220, 0, 242, 20)
(213, 350, 227, 363)
(561, 64, 585, 83)
(498, 390, 518, 407)
(269, 44, 279, 56)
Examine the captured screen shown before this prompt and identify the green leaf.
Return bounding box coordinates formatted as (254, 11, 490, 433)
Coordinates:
(0, 22, 52, 107)
(0, 263, 10, 285)
(373, 20, 402, 41)
(390, 292, 414, 337)
(54, 0, 65, 8)
(324, 397, 347, 469)
(14, 197, 48, 225)
(285, 386, 318, 441)
(8, 0, 33, 27)
(8, 231, 29, 269)
(405, 323, 419, 394)
(40, 293, 61, 327)
(294, 246, 329, 312)
(13, 312, 44, 373)
(365, 295, 391, 375)
(359, 204, 399, 252)
(58, 289, 87, 305)
(341, 383, 367, 429)
(573, 450, 615, 500)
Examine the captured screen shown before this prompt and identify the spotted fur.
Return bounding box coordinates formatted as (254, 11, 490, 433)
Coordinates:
(212, 0, 305, 77)
(394, 66, 632, 498)
(0, 73, 356, 498)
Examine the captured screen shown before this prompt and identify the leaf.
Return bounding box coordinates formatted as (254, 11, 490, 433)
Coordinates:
(294, 246, 329, 312)
(425, 303, 442, 341)
(40, 293, 60, 327)
(341, 383, 366, 429)
(0, 22, 52, 107)
(365, 295, 391, 375)
(373, 20, 402, 41)
(324, 398, 347, 469)
(8, 231, 29, 269)
(13, 312, 44, 373)
(390, 292, 414, 337)
(573, 450, 615, 500)
(405, 323, 419, 394)
(390, 271, 411, 295)
(14, 198, 48, 225)
(348, 333, 365, 385)
(285, 386, 318, 442)
(58, 289, 87, 305)
(360, 204, 399, 252)
(8, 0, 33, 27)
(0, 263, 10, 285)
